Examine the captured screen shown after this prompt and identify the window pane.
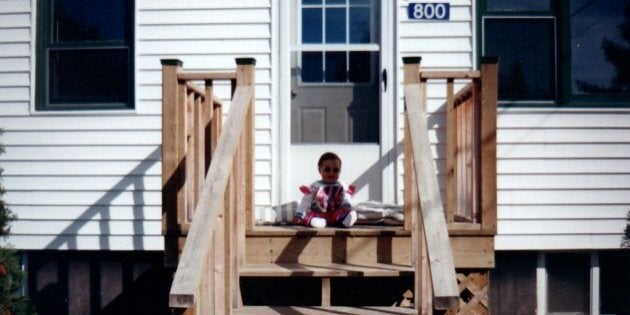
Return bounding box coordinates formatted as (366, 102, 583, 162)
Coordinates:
(303, 0, 322, 4)
(325, 8, 346, 43)
(301, 52, 323, 82)
(326, 0, 345, 4)
(485, 18, 555, 100)
(350, 0, 370, 4)
(350, 7, 371, 43)
(302, 8, 323, 43)
(325, 52, 347, 82)
(349, 52, 373, 82)
(487, 0, 550, 11)
(49, 49, 128, 104)
(571, 0, 630, 95)
(547, 253, 590, 313)
(52, 0, 128, 42)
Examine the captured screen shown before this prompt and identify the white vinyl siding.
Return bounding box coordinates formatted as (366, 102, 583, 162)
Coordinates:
(135, 0, 274, 209)
(0, 0, 274, 250)
(395, 0, 628, 250)
(495, 108, 630, 250)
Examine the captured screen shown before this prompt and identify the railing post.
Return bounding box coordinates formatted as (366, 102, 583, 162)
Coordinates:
(480, 56, 498, 234)
(229, 58, 256, 311)
(204, 80, 215, 173)
(445, 77, 456, 224)
(403, 57, 420, 232)
(236, 58, 256, 232)
(161, 59, 184, 267)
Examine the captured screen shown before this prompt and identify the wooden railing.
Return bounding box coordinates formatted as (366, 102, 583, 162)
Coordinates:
(161, 58, 256, 314)
(402, 56, 498, 312)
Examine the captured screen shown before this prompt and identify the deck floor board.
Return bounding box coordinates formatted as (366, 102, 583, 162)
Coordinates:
(240, 262, 414, 277)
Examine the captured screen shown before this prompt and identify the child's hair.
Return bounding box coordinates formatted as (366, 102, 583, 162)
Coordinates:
(317, 152, 342, 168)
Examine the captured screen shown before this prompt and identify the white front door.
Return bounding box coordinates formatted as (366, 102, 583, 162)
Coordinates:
(279, 0, 395, 204)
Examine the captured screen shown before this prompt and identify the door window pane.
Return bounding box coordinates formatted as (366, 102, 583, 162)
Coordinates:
(484, 18, 555, 100)
(570, 0, 630, 95)
(487, 0, 550, 11)
(302, 8, 323, 43)
(325, 52, 347, 82)
(350, 7, 371, 43)
(349, 52, 372, 82)
(302, 52, 323, 82)
(325, 8, 346, 43)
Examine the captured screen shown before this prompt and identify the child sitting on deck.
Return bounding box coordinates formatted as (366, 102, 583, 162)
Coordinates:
(293, 152, 358, 228)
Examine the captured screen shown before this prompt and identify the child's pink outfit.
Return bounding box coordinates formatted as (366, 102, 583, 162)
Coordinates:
(294, 180, 357, 228)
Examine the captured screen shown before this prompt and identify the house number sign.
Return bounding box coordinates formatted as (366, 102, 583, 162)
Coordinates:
(408, 3, 450, 20)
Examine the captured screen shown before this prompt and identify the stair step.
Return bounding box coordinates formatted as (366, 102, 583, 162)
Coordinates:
(233, 306, 417, 315)
(240, 262, 413, 277)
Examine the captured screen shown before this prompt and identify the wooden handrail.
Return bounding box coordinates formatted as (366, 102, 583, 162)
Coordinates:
(178, 71, 238, 81)
(403, 57, 459, 311)
(420, 70, 480, 79)
(161, 58, 256, 314)
(402, 56, 498, 312)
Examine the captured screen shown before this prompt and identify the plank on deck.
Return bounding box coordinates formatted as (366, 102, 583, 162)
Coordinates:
(240, 263, 414, 277)
(233, 306, 417, 315)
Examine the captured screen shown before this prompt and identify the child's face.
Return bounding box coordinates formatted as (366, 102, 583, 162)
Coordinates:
(319, 159, 341, 183)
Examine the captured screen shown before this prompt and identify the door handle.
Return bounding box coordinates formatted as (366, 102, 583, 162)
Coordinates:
(382, 68, 388, 92)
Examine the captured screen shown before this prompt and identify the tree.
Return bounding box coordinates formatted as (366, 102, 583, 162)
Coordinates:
(0, 130, 34, 314)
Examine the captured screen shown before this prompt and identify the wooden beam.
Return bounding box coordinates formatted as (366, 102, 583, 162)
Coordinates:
(161, 59, 182, 267)
(403, 115, 415, 231)
(445, 78, 456, 224)
(203, 80, 213, 174)
(178, 71, 237, 81)
(420, 71, 480, 79)
(240, 263, 414, 277)
(403, 57, 459, 311)
(185, 81, 205, 97)
(321, 278, 331, 306)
